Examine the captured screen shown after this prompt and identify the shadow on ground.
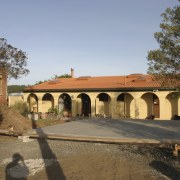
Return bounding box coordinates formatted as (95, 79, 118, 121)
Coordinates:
(150, 160, 180, 180)
(31, 120, 66, 180)
(78, 118, 180, 140)
(6, 153, 29, 180)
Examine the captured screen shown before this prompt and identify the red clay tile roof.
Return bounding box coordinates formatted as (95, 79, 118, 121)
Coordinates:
(25, 74, 163, 92)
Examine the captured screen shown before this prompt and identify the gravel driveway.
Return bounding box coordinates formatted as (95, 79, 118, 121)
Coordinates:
(0, 136, 180, 180)
(1, 118, 180, 179)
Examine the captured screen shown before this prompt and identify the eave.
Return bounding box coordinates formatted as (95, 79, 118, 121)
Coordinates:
(23, 87, 176, 93)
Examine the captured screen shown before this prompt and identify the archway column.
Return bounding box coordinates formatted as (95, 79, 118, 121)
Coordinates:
(134, 97, 141, 119)
(52, 94, 59, 108)
(72, 99, 77, 117)
(37, 97, 42, 112)
(111, 98, 116, 118)
(91, 98, 96, 117)
(94, 98, 98, 116)
(159, 95, 167, 120)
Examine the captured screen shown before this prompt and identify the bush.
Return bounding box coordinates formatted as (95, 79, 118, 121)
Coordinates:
(10, 101, 29, 117)
(48, 107, 59, 115)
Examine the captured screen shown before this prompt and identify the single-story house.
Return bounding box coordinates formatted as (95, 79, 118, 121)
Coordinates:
(24, 70, 180, 120)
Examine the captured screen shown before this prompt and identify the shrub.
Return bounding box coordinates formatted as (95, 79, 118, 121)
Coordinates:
(10, 101, 29, 117)
(48, 107, 59, 115)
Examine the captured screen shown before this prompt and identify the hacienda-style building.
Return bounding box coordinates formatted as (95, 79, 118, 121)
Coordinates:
(0, 67, 7, 105)
(24, 69, 180, 120)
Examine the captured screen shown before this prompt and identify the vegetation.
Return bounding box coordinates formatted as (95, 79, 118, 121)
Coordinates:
(0, 38, 29, 79)
(48, 106, 59, 115)
(10, 101, 29, 117)
(147, 5, 180, 89)
(8, 74, 71, 93)
(8, 85, 27, 94)
(53, 74, 71, 78)
(35, 73, 71, 85)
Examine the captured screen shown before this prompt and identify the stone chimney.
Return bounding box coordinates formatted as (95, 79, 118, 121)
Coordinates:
(71, 68, 74, 78)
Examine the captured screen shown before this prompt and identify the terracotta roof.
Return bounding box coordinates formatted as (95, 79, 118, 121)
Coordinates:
(25, 74, 163, 92)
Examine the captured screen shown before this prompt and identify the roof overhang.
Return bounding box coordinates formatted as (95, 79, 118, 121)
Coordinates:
(23, 87, 176, 93)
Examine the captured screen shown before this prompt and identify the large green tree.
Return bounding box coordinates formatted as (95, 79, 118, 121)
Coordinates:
(147, 5, 180, 88)
(0, 38, 29, 79)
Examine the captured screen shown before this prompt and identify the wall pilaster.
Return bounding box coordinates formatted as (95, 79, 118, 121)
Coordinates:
(91, 98, 96, 117)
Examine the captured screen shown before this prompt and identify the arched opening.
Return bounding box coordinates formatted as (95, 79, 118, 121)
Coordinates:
(96, 93, 111, 117)
(141, 93, 160, 118)
(27, 94, 38, 112)
(42, 93, 54, 112)
(166, 92, 179, 119)
(117, 93, 133, 118)
(59, 93, 72, 116)
(77, 93, 91, 116)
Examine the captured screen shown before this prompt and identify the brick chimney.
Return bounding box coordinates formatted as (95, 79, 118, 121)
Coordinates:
(71, 68, 74, 78)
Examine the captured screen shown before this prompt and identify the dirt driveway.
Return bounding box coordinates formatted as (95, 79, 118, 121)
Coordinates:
(1, 118, 180, 179)
(0, 136, 180, 180)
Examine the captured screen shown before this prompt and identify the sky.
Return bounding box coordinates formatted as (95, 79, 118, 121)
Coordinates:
(0, 0, 178, 85)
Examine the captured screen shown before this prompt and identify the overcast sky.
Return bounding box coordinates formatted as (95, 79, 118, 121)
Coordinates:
(0, 0, 178, 85)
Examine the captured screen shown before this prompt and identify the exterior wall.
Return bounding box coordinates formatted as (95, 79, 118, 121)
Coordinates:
(23, 90, 180, 120)
(8, 94, 23, 107)
(42, 100, 53, 112)
(116, 93, 134, 118)
(42, 93, 54, 112)
(0, 67, 7, 105)
(164, 92, 179, 120)
(140, 93, 153, 119)
(116, 101, 124, 117)
(27, 94, 38, 112)
(76, 97, 82, 116)
(95, 98, 110, 116)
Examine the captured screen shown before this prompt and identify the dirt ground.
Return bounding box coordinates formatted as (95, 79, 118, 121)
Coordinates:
(0, 136, 180, 180)
(0, 105, 31, 132)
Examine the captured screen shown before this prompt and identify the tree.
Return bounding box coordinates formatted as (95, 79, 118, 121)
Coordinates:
(0, 38, 29, 79)
(35, 74, 71, 85)
(147, 5, 180, 89)
(8, 85, 27, 94)
(52, 74, 71, 79)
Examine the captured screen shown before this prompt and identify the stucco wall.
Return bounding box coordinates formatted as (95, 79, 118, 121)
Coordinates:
(23, 90, 180, 120)
(8, 95, 23, 107)
(42, 101, 53, 112)
(140, 93, 153, 119)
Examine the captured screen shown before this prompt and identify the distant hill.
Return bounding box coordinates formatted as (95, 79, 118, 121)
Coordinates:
(8, 85, 27, 94)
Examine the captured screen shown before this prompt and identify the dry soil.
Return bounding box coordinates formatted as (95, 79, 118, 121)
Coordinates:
(0, 136, 180, 180)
